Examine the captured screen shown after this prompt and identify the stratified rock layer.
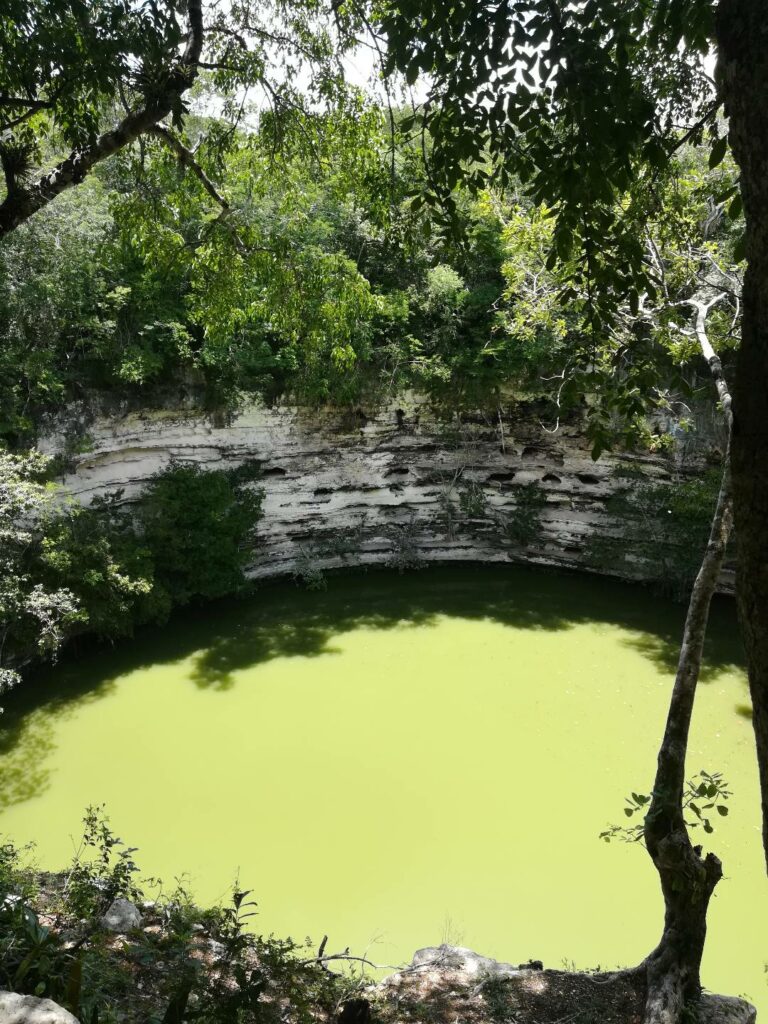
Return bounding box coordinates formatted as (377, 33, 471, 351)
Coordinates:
(39, 395, 732, 589)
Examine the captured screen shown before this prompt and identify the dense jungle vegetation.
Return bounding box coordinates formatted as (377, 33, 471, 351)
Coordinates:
(1, 2, 767, 1024)
(0, 112, 743, 440)
(0, 113, 741, 692)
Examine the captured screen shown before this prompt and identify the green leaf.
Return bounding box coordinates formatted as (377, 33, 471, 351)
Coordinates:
(717, 804, 729, 816)
(405, 58, 421, 85)
(709, 135, 728, 169)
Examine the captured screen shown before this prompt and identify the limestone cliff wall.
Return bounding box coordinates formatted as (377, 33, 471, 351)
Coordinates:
(38, 394, 733, 591)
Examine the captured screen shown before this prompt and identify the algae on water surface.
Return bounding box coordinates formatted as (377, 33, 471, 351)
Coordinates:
(0, 566, 762, 1014)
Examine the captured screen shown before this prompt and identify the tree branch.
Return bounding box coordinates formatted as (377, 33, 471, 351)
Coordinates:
(667, 100, 722, 159)
(149, 123, 247, 256)
(0, 0, 204, 238)
(149, 126, 228, 208)
(0, 96, 52, 110)
(673, 293, 732, 429)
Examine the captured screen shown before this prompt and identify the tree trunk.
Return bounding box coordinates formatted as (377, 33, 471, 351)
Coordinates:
(642, 455, 733, 1024)
(643, 843, 723, 1024)
(643, 458, 733, 1024)
(715, 0, 768, 873)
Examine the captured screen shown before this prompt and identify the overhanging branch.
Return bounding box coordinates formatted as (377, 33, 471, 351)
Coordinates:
(0, 0, 204, 239)
(149, 123, 247, 256)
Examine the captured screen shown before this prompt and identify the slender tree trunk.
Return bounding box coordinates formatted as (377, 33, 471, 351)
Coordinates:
(716, 0, 768, 874)
(639, 295, 735, 1022)
(642, 454, 732, 1024)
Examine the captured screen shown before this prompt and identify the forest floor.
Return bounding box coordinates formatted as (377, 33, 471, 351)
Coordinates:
(372, 953, 646, 1024)
(370, 946, 755, 1024)
(0, 871, 756, 1024)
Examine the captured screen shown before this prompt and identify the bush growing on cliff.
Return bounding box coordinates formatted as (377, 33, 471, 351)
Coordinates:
(38, 494, 162, 641)
(458, 480, 489, 520)
(137, 464, 264, 605)
(386, 513, 422, 573)
(499, 484, 547, 548)
(0, 450, 83, 698)
(0, 456, 265, 693)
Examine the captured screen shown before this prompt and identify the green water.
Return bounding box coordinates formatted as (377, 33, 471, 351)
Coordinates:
(1, 566, 765, 1011)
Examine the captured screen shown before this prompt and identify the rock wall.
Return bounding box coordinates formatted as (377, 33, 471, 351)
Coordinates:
(38, 394, 733, 591)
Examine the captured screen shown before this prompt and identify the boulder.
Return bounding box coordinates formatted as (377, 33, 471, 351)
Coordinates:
(409, 944, 521, 979)
(100, 897, 142, 933)
(698, 995, 757, 1024)
(0, 992, 80, 1023)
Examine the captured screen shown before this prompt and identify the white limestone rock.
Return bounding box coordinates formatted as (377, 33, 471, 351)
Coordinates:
(38, 394, 733, 591)
(0, 992, 80, 1024)
(100, 897, 142, 933)
(410, 944, 521, 979)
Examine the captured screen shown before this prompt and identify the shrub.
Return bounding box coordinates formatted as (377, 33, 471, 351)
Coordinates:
(293, 545, 327, 591)
(0, 449, 82, 696)
(1, 456, 266, 693)
(458, 480, 489, 519)
(38, 493, 162, 640)
(500, 482, 547, 546)
(386, 513, 421, 573)
(137, 464, 264, 605)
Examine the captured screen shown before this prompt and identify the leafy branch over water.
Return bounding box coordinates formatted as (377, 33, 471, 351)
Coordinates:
(600, 771, 731, 844)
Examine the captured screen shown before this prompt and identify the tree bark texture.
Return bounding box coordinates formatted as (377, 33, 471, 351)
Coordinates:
(716, 0, 768, 873)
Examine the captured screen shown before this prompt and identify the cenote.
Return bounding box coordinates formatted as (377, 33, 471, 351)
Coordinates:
(0, 565, 764, 1012)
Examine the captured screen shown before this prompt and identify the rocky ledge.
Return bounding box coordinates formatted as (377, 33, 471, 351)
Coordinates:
(370, 945, 755, 1024)
(0, 944, 755, 1024)
(39, 393, 733, 591)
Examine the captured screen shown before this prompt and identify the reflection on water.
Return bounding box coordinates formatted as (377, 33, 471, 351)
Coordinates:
(0, 565, 762, 1012)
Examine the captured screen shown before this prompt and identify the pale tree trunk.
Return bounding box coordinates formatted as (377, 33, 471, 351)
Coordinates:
(642, 455, 732, 1024)
(639, 308, 735, 1023)
(716, 0, 768, 874)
